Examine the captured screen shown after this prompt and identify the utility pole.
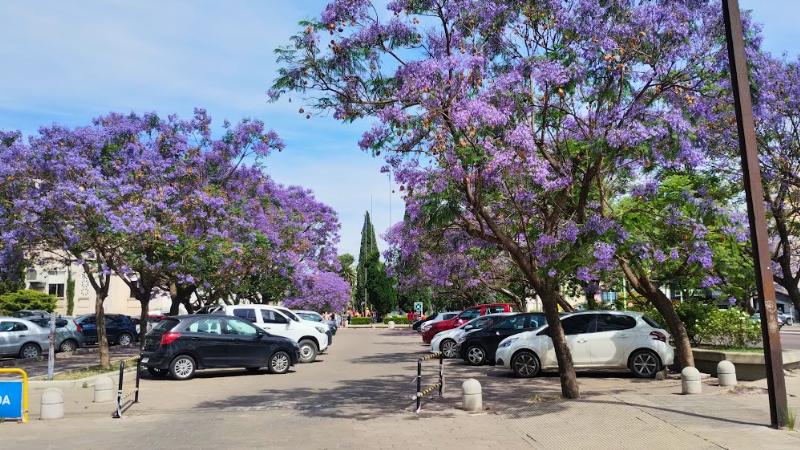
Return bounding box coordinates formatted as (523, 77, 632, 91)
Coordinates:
(722, 0, 788, 428)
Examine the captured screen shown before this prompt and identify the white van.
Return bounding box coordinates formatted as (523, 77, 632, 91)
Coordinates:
(215, 305, 329, 363)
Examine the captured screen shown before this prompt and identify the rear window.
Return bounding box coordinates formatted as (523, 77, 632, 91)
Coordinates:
(152, 318, 180, 333)
(642, 316, 661, 328)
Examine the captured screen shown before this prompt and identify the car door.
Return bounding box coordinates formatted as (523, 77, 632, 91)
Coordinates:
(258, 309, 292, 339)
(184, 317, 228, 367)
(0, 321, 30, 355)
(104, 316, 121, 342)
(564, 315, 595, 366)
(79, 316, 97, 342)
(224, 317, 271, 367)
(0, 321, 17, 355)
(588, 314, 637, 367)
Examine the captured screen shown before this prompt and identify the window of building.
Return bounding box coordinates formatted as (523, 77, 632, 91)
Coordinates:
(48, 283, 65, 298)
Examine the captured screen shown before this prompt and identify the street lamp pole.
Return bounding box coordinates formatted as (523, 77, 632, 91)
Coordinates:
(722, 0, 788, 428)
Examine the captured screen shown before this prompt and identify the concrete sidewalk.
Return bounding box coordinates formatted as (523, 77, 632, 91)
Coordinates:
(4, 329, 800, 449)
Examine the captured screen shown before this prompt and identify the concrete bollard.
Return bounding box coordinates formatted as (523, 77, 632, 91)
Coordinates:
(388, 320, 395, 329)
(681, 367, 702, 394)
(717, 360, 737, 387)
(94, 376, 115, 403)
(462, 379, 482, 412)
(40, 388, 64, 420)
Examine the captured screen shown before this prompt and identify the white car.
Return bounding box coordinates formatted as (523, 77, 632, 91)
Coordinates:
(430, 313, 514, 358)
(0, 317, 51, 359)
(214, 305, 329, 363)
(495, 311, 674, 379)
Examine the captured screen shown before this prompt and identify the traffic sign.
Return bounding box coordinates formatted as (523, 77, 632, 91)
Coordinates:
(0, 368, 28, 422)
(414, 302, 423, 313)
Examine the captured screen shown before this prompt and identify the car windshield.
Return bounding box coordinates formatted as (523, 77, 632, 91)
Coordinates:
(298, 313, 322, 322)
(277, 308, 301, 322)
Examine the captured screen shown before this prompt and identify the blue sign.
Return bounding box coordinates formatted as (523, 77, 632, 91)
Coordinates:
(0, 380, 24, 420)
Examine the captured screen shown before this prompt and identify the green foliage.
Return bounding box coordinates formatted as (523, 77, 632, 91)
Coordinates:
(0, 289, 57, 314)
(629, 299, 715, 343)
(696, 307, 761, 348)
(350, 317, 373, 325)
(382, 316, 410, 324)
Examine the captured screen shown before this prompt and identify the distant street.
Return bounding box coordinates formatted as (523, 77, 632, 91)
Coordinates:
(781, 326, 800, 350)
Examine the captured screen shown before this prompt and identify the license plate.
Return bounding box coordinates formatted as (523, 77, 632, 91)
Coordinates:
(140, 357, 149, 364)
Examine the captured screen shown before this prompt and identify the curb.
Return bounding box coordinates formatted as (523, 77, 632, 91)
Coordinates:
(29, 367, 139, 389)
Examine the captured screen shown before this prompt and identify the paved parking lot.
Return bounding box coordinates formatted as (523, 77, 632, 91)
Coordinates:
(5, 328, 800, 449)
(0, 345, 140, 378)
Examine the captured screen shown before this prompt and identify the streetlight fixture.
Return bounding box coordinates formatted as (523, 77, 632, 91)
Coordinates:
(722, 0, 788, 428)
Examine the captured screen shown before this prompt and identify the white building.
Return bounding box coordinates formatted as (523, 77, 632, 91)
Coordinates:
(25, 260, 172, 317)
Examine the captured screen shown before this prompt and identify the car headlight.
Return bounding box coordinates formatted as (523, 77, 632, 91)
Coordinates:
(499, 337, 519, 349)
(421, 323, 431, 332)
(315, 326, 327, 334)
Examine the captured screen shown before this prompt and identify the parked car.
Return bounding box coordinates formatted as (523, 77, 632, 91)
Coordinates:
(430, 313, 514, 358)
(28, 316, 84, 352)
(459, 312, 547, 365)
(495, 311, 674, 379)
(422, 303, 513, 344)
(273, 306, 334, 347)
(416, 312, 459, 333)
(141, 315, 300, 379)
(213, 305, 329, 363)
(779, 313, 794, 326)
(132, 314, 166, 335)
(294, 310, 338, 336)
(11, 309, 51, 318)
(751, 312, 785, 328)
(0, 317, 50, 359)
(75, 314, 138, 346)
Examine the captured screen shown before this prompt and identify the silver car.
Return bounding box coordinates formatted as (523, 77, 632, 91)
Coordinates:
(0, 317, 51, 359)
(28, 316, 85, 352)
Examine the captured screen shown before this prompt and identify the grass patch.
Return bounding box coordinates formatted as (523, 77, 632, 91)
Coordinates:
(39, 357, 139, 381)
(697, 345, 764, 353)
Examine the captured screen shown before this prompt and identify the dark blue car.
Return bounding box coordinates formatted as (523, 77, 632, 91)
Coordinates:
(75, 313, 137, 346)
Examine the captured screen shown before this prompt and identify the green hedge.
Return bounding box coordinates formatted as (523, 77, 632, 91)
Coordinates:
(382, 316, 410, 324)
(0, 289, 57, 314)
(350, 317, 373, 325)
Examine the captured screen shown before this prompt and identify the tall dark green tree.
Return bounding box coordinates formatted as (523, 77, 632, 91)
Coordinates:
(355, 212, 395, 314)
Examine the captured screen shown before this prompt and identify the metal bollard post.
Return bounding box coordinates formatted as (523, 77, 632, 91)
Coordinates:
(416, 359, 422, 412)
(134, 358, 141, 403)
(438, 352, 444, 397)
(113, 360, 125, 418)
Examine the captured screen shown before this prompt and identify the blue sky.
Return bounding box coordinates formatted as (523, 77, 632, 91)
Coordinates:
(0, 0, 796, 257)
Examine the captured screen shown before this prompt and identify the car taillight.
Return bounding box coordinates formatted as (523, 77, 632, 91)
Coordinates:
(650, 331, 667, 342)
(160, 332, 181, 346)
(73, 320, 82, 334)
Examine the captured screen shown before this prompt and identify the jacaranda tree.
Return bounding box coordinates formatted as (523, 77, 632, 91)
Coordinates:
(272, 0, 725, 397)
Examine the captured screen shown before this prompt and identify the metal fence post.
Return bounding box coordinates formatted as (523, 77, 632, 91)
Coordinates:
(113, 360, 125, 419)
(134, 358, 141, 403)
(415, 359, 422, 412)
(438, 352, 444, 397)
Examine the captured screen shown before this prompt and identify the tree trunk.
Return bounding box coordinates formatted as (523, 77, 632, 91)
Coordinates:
(138, 299, 150, 348)
(169, 283, 193, 315)
(618, 259, 694, 370)
(540, 284, 581, 398)
(95, 292, 110, 370)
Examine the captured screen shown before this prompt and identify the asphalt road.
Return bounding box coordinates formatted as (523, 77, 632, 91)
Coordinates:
(780, 326, 800, 350)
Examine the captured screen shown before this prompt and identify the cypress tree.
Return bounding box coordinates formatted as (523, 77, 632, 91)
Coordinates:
(355, 212, 376, 311)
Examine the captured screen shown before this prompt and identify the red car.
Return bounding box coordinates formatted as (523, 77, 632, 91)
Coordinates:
(421, 303, 513, 344)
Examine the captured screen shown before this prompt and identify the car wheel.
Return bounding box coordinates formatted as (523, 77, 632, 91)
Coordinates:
(268, 351, 291, 374)
(117, 332, 133, 346)
(19, 343, 41, 359)
(440, 339, 458, 358)
(465, 345, 486, 366)
(147, 367, 169, 377)
(59, 339, 78, 353)
(298, 339, 318, 363)
(512, 350, 540, 378)
(169, 355, 196, 380)
(629, 349, 661, 378)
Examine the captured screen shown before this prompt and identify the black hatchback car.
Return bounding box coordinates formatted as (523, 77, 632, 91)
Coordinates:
(459, 312, 546, 365)
(141, 315, 300, 380)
